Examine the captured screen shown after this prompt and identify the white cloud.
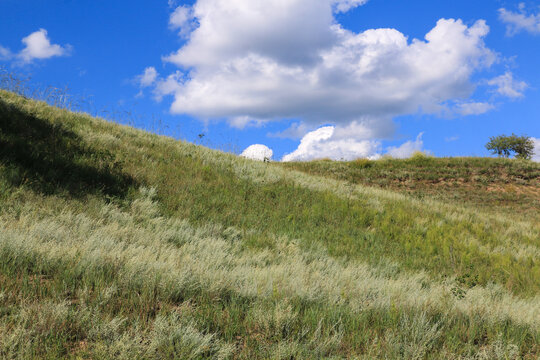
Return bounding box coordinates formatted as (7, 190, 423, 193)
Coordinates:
(0, 46, 12, 61)
(143, 1, 516, 159)
(268, 122, 313, 139)
(165, 0, 340, 68)
(158, 0, 496, 136)
(445, 136, 459, 142)
(333, 0, 369, 13)
(169, 5, 197, 37)
(138, 67, 159, 87)
(281, 126, 427, 161)
(487, 72, 528, 98)
(228, 116, 266, 129)
(332, 118, 395, 140)
(18, 29, 70, 64)
(153, 71, 184, 101)
(499, 5, 540, 36)
(240, 144, 273, 161)
(532, 138, 540, 162)
(386, 133, 424, 158)
(281, 126, 382, 161)
(455, 101, 494, 116)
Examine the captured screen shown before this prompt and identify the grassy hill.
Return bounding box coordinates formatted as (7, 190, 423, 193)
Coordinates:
(280, 156, 540, 222)
(0, 89, 539, 359)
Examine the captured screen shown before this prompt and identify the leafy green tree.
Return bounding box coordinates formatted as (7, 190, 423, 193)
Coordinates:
(486, 134, 534, 160)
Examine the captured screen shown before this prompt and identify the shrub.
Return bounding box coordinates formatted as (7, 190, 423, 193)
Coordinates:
(486, 134, 534, 160)
(410, 151, 432, 160)
(350, 158, 373, 169)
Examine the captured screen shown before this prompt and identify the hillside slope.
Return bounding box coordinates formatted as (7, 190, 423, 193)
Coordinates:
(0, 90, 539, 359)
(280, 157, 540, 222)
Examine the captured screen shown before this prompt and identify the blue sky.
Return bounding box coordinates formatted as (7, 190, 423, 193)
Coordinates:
(1, 0, 539, 161)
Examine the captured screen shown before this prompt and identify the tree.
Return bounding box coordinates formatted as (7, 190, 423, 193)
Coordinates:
(486, 134, 534, 160)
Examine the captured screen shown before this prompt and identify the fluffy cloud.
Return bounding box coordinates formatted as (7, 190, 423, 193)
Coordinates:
(333, 0, 369, 13)
(386, 133, 424, 159)
(280, 126, 427, 161)
(268, 122, 313, 139)
(532, 138, 540, 162)
(455, 101, 494, 116)
(487, 72, 528, 98)
(153, 71, 183, 101)
(169, 5, 197, 37)
(149, 1, 516, 161)
(18, 29, 70, 64)
(135, 67, 186, 101)
(160, 0, 495, 132)
(240, 144, 273, 161)
(499, 5, 540, 36)
(165, 0, 339, 68)
(138, 67, 158, 87)
(0, 46, 12, 61)
(281, 126, 382, 161)
(0, 29, 70, 65)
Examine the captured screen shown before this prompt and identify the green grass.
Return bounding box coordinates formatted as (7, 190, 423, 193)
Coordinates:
(276, 157, 540, 294)
(0, 90, 539, 358)
(280, 155, 540, 222)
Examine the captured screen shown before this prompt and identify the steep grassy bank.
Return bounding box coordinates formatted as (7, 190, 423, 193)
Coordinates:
(0, 90, 539, 358)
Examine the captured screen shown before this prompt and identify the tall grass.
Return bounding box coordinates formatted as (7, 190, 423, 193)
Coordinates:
(0, 188, 537, 358)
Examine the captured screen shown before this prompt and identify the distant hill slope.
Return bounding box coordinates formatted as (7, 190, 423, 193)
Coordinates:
(281, 156, 540, 222)
(0, 90, 538, 359)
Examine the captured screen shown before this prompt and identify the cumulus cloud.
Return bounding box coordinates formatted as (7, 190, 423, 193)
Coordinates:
(386, 133, 425, 158)
(165, 0, 339, 68)
(228, 116, 266, 129)
(455, 101, 494, 116)
(159, 0, 496, 133)
(487, 72, 528, 98)
(281, 126, 382, 161)
(138, 67, 159, 87)
(268, 122, 313, 139)
(153, 71, 184, 101)
(280, 126, 427, 161)
(1, 29, 70, 65)
(169, 5, 197, 37)
(144, 1, 516, 160)
(0, 46, 12, 61)
(240, 144, 273, 161)
(135, 67, 185, 101)
(499, 4, 540, 36)
(18, 29, 70, 64)
(333, 0, 369, 13)
(532, 138, 540, 162)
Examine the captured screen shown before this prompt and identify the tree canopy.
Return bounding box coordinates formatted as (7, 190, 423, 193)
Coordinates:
(486, 134, 534, 160)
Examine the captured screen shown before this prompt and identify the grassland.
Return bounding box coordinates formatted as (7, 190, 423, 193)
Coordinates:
(280, 157, 540, 222)
(0, 89, 539, 358)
